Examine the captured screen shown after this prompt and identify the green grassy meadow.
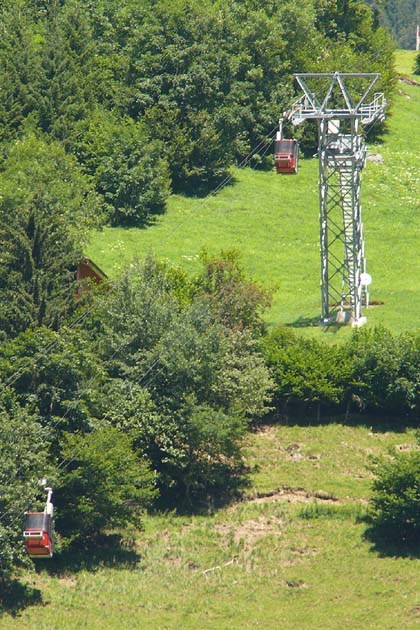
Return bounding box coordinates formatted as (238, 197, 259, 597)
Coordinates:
(88, 50, 420, 339)
(395, 49, 419, 81)
(4, 52, 420, 629)
(3, 422, 420, 630)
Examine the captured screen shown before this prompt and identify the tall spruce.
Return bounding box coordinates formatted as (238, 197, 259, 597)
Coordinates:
(0, 135, 100, 340)
(0, 4, 40, 143)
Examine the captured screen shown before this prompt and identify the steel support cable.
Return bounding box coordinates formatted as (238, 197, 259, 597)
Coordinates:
(0, 125, 281, 529)
(0, 126, 278, 401)
(55, 130, 281, 475)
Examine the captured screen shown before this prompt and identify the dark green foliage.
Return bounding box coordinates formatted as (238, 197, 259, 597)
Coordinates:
(74, 111, 170, 226)
(105, 382, 248, 506)
(263, 326, 353, 420)
(349, 327, 420, 416)
(193, 251, 271, 334)
(0, 326, 104, 439)
(100, 255, 273, 504)
(55, 425, 156, 540)
(0, 0, 395, 201)
(368, 0, 420, 48)
(264, 326, 420, 421)
(0, 4, 40, 143)
(0, 135, 100, 339)
(0, 392, 50, 582)
(35, 3, 96, 144)
(369, 443, 420, 542)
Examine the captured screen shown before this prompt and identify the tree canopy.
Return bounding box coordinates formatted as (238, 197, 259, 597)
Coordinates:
(0, 0, 395, 220)
(0, 0, 399, 588)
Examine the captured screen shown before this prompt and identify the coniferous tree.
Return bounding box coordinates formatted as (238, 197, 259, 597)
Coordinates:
(0, 4, 40, 143)
(0, 135, 101, 340)
(35, 2, 96, 146)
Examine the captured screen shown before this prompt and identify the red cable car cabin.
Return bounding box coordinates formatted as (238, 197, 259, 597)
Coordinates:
(23, 512, 53, 559)
(274, 136, 299, 174)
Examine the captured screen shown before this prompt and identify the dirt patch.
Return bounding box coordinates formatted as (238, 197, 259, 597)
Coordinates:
(215, 515, 283, 546)
(245, 487, 338, 505)
(399, 76, 420, 87)
(58, 576, 77, 588)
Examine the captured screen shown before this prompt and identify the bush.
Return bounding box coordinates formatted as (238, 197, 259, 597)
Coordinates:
(263, 326, 352, 420)
(0, 392, 51, 583)
(369, 444, 420, 543)
(349, 328, 420, 417)
(75, 111, 171, 226)
(193, 250, 271, 334)
(0, 326, 105, 441)
(99, 255, 273, 505)
(55, 425, 156, 541)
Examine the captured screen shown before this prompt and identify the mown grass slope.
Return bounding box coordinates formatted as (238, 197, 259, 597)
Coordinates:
(88, 51, 420, 339)
(3, 422, 420, 630)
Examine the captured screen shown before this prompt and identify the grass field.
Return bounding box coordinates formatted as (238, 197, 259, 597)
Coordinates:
(87, 51, 420, 339)
(3, 421, 420, 630)
(3, 52, 420, 629)
(395, 49, 419, 81)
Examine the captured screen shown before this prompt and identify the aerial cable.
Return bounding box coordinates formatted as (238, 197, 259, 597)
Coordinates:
(1, 123, 282, 541)
(0, 125, 278, 400)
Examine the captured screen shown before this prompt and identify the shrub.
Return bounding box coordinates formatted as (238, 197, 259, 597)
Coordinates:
(75, 111, 171, 226)
(0, 392, 51, 583)
(99, 255, 273, 506)
(55, 425, 156, 540)
(263, 326, 352, 420)
(349, 328, 420, 417)
(369, 444, 420, 542)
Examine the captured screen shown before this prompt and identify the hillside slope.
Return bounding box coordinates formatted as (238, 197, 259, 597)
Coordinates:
(3, 423, 420, 629)
(88, 52, 420, 339)
(4, 52, 420, 630)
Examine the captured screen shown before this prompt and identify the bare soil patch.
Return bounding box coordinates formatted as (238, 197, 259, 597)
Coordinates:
(245, 487, 339, 505)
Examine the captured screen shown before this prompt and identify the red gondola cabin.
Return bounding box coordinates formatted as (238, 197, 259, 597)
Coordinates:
(23, 512, 53, 559)
(274, 135, 299, 175)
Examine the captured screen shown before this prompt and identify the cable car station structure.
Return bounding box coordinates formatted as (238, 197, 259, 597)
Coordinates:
(283, 72, 386, 326)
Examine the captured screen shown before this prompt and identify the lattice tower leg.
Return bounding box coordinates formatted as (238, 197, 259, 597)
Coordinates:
(318, 119, 367, 324)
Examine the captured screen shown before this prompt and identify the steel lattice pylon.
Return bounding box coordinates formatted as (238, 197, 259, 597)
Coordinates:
(285, 72, 387, 326)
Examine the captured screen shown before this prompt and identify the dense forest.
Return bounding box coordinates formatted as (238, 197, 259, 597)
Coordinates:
(368, 0, 420, 48)
(0, 0, 406, 592)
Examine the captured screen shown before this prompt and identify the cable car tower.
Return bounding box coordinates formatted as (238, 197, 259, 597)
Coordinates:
(284, 72, 386, 326)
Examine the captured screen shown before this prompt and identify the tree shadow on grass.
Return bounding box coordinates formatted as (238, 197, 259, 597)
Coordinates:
(363, 522, 420, 560)
(0, 579, 43, 617)
(155, 462, 252, 517)
(285, 314, 349, 334)
(260, 409, 416, 434)
(43, 533, 140, 576)
(172, 171, 236, 199)
(284, 315, 321, 329)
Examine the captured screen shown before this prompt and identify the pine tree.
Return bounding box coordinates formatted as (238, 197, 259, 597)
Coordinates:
(0, 4, 41, 143)
(35, 3, 96, 146)
(0, 135, 100, 340)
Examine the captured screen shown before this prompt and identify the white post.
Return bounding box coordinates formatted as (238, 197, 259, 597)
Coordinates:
(416, 25, 420, 51)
